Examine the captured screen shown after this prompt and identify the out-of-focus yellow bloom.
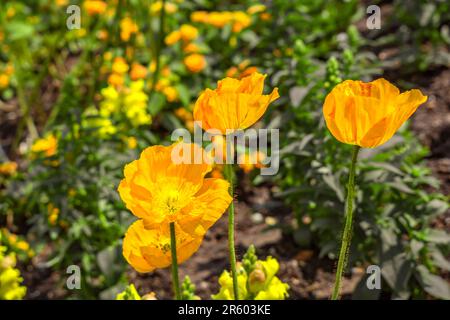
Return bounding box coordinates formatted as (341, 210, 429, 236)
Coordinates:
(83, 0, 107, 15)
(191, 11, 209, 23)
(31, 134, 58, 157)
(260, 12, 272, 21)
(126, 137, 138, 149)
(0, 162, 18, 176)
(232, 12, 251, 33)
(108, 73, 124, 87)
(0, 74, 9, 89)
(323, 78, 427, 148)
(75, 28, 87, 38)
(150, 1, 177, 14)
(208, 12, 233, 28)
(179, 24, 198, 42)
(238, 151, 266, 173)
(4, 64, 14, 76)
(112, 57, 129, 74)
(47, 203, 60, 226)
(174, 107, 192, 122)
(165, 30, 181, 46)
(247, 4, 266, 15)
(123, 80, 152, 126)
(162, 86, 178, 102)
(0, 246, 26, 300)
(238, 154, 254, 173)
(226, 60, 258, 79)
(103, 51, 113, 61)
(119, 143, 232, 272)
(16, 241, 29, 252)
(194, 72, 279, 134)
(55, 0, 69, 6)
(6, 7, 16, 18)
(191, 10, 252, 31)
(97, 29, 108, 41)
(120, 17, 138, 42)
(130, 63, 147, 80)
(175, 107, 194, 131)
(184, 54, 206, 73)
(183, 42, 201, 54)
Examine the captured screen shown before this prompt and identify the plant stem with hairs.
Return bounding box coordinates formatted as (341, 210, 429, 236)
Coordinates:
(331, 145, 360, 300)
(170, 222, 181, 300)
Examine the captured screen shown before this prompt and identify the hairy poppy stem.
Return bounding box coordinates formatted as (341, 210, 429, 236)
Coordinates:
(170, 222, 181, 300)
(331, 145, 360, 300)
(225, 164, 239, 300)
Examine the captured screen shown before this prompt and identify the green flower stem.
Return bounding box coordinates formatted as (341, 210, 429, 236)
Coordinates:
(169, 222, 181, 300)
(331, 145, 360, 300)
(225, 164, 239, 300)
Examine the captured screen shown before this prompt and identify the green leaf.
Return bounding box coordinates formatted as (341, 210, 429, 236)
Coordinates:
(426, 229, 450, 244)
(6, 22, 34, 41)
(148, 92, 166, 115)
(415, 265, 450, 299)
(175, 84, 191, 106)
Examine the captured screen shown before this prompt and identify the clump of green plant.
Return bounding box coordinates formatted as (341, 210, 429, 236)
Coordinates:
(271, 42, 450, 299)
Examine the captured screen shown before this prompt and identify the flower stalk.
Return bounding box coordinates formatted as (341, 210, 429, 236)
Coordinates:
(170, 222, 181, 300)
(224, 163, 239, 300)
(331, 145, 360, 300)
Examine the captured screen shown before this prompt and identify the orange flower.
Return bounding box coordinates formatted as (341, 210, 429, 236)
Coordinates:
(119, 143, 232, 272)
(194, 72, 279, 134)
(123, 220, 202, 273)
(130, 63, 147, 80)
(165, 30, 181, 45)
(84, 0, 107, 15)
(31, 134, 58, 157)
(183, 42, 201, 54)
(184, 54, 206, 73)
(323, 79, 427, 148)
(120, 17, 138, 42)
(0, 162, 18, 175)
(179, 24, 198, 42)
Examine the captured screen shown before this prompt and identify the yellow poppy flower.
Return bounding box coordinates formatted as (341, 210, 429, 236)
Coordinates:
(119, 143, 232, 273)
(323, 78, 427, 148)
(122, 220, 203, 273)
(118, 143, 232, 233)
(193, 72, 279, 134)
